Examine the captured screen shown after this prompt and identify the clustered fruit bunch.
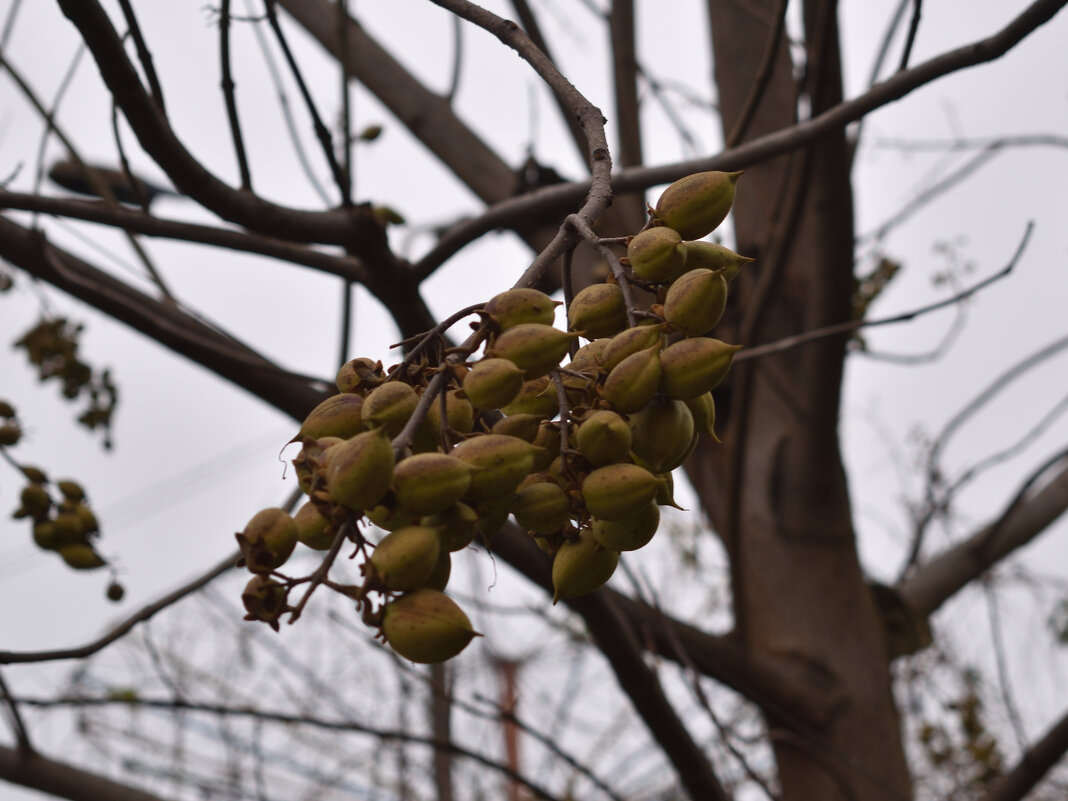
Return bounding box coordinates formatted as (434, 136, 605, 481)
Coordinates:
(237, 171, 751, 664)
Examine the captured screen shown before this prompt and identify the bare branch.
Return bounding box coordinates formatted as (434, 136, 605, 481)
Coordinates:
(0, 550, 238, 665)
(219, 0, 253, 191)
(898, 0, 924, 72)
(899, 454, 1068, 618)
(979, 710, 1068, 801)
(725, 0, 789, 148)
(0, 670, 32, 752)
(0, 743, 170, 801)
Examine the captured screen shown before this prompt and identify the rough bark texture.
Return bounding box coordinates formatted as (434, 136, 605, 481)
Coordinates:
(688, 1, 914, 798)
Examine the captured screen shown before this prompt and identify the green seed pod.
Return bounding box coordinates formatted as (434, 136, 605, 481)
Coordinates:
(51, 513, 87, 547)
(19, 484, 52, 518)
(32, 521, 58, 550)
(627, 227, 687, 283)
(237, 507, 299, 573)
(664, 269, 728, 336)
(325, 428, 394, 511)
(73, 503, 99, 535)
(57, 543, 106, 570)
(293, 394, 365, 443)
(684, 391, 720, 440)
(500, 376, 558, 417)
(336, 357, 386, 394)
(656, 471, 687, 509)
(654, 171, 742, 240)
(462, 358, 526, 411)
(491, 413, 545, 442)
(592, 500, 660, 551)
(582, 463, 664, 521)
(427, 390, 475, 435)
(599, 324, 664, 372)
(660, 338, 741, 399)
(531, 421, 562, 472)
(552, 529, 619, 603)
(422, 551, 452, 592)
(423, 501, 480, 551)
(382, 588, 479, 664)
(366, 501, 420, 532)
(362, 382, 418, 438)
(369, 526, 442, 591)
(294, 502, 334, 550)
(56, 480, 86, 502)
(603, 345, 662, 414)
(679, 241, 753, 282)
(451, 434, 542, 501)
(567, 283, 627, 340)
(393, 453, 474, 515)
(576, 410, 632, 467)
(568, 338, 611, 371)
(485, 288, 558, 331)
(471, 493, 516, 544)
(510, 481, 571, 533)
(487, 323, 580, 379)
(628, 397, 695, 473)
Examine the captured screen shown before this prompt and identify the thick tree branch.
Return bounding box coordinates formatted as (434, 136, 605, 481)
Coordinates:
(898, 457, 1068, 618)
(0, 745, 171, 801)
(414, 0, 1067, 274)
(979, 710, 1068, 801)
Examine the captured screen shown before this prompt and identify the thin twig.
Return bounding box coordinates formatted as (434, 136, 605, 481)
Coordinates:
(725, 0, 788, 148)
(0, 669, 33, 752)
(898, 0, 924, 72)
(220, 0, 253, 191)
(116, 0, 166, 114)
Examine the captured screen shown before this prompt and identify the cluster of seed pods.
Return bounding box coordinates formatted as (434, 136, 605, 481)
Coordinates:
(235, 171, 752, 663)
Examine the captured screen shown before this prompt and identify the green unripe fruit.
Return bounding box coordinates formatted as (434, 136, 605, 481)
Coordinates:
(294, 502, 334, 550)
(57, 543, 106, 570)
(471, 493, 516, 543)
(684, 391, 719, 440)
(325, 428, 394, 511)
(656, 471, 687, 510)
(531, 421, 562, 471)
(603, 345, 662, 414)
(582, 463, 664, 520)
(56, 480, 86, 502)
(362, 382, 418, 438)
(451, 434, 542, 501)
(485, 288, 558, 330)
(491, 413, 546, 443)
(487, 323, 579, 379)
(592, 500, 660, 551)
(567, 283, 627, 339)
(422, 551, 452, 592)
(463, 358, 526, 411)
(393, 453, 474, 515)
(423, 502, 480, 551)
(238, 507, 299, 573)
(654, 171, 741, 240)
(366, 501, 419, 532)
(510, 481, 571, 533)
(627, 227, 687, 283)
(382, 588, 479, 664)
(500, 376, 558, 417)
(664, 269, 728, 336)
(336, 357, 385, 394)
(660, 338, 741, 399)
(568, 338, 610, 370)
(294, 394, 365, 442)
(552, 529, 619, 603)
(679, 241, 753, 282)
(628, 397, 695, 473)
(577, 410, 632, 467)
(599, 324, 663, 372)
(426, 390, 475, 435)
(369, 526, 441, 591)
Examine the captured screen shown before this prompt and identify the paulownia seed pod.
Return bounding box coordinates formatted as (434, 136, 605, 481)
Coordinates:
(451, 434, 543, 501)
(679, 241, 753, 282)
(369, 526, 441, 591)
(485, 288, 558, 331)
(599, 323, 663, 372)
(603, 345, 662, 414)
(463, 358, 526, 411)
(292, 394, 364, 443)
(552, 529, 619, 603)
(576, 410, 632, 467)
(660, 337, 741, 399)
(382, 588, 479, 663)
(325, 428, 394, 511)
(510, 481, 571, 533)
(423, 502, 480, 552)
(362, 382, 418, 438)
(592, 500, 660, 552)
(567, 283, 627, 340)
(237, 507, 299, 573)
(627, 227, 687, 283)
(654, 171, 741, 240)
(664, 268, 728, 336)
(392, 453, 474, 515)
(628, 397, 695, 474)
(294, 501, 334, 550)
(582, 463, 664, 521)
(487, 323, 579, 380)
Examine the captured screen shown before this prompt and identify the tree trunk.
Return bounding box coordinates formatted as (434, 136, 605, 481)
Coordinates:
(689, 1, 914, 798)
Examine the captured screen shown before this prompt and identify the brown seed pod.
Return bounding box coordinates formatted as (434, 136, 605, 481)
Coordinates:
(684, 391, 720, 440)
(576, 410, 632, 467)
(451, 434, 542, 501)
(592, 500, 660, 551)
(582, 463, 664, 521)
(603, 345, 662, 414)
(57, 543, 106, 570)
(487, 323, 579, 380)
(392, 453, 474, 515)
(628, 397, 695, 473)
(292, 394, 365, 443)
(382, 588, 479, 664)
(336, 357, 386, 394)
(463, 358, 526, 411)
(654, 171, 741, 240)
(362, 382, 418, 438)
(236, 507, 299, 573)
